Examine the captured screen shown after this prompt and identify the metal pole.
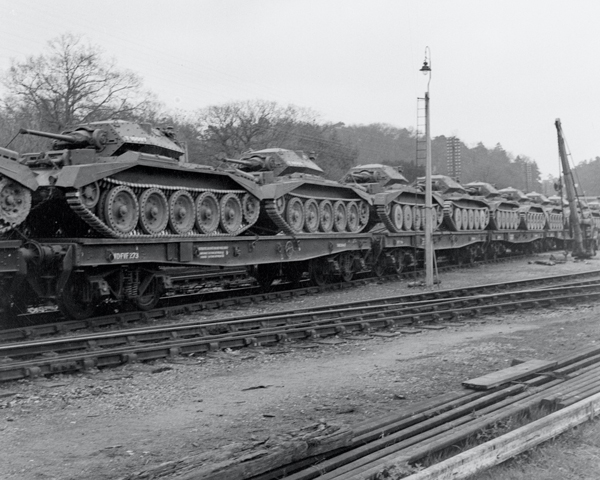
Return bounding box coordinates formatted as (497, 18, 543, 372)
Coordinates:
(424, 91, 434, 287)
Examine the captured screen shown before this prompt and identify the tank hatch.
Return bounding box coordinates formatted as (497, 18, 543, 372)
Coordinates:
(342, 164, 409, 187)
(464, 182, 501, 198)
(416, 175, 467, 194)
(498, 187, 529, 203)
(237, 148, 324, 177)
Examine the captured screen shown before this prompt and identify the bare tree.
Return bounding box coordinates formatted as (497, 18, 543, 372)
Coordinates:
(194, 100, 318, 159)
(2, 33, 153, 131)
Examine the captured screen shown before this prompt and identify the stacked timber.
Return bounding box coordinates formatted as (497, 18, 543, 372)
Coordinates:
(120, 346, 600, 480)
(263, 346, 600, 480)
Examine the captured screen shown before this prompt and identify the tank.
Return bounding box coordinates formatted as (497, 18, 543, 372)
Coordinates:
(526, 192, 564, 231)
(498, 187, 546, 231)
(341, 164, 444, 233)
(464, 182, 521, 231)
(416, 175, 490, 231)
(0, 120, 263, 238)
(0, 146, 38, 234)
(224, 148, 372, 235)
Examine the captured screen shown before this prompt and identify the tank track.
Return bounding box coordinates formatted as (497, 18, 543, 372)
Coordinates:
(375, 202, 442, 233)
(0, 175, 33, 234)
(66, 177, 258, 239)
(265, 193, 370, 236)
(546, 212, 563, 230)
(520, 211, 548, 231)
(442, 201, 490, 231)
(491, 208, 521, 230)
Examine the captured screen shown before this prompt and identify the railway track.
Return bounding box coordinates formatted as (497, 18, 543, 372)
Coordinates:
(1, 269, 600, 383)
(0, 252, 556, 341)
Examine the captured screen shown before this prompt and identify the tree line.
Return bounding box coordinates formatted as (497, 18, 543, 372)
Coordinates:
(2, 32, 584, 195)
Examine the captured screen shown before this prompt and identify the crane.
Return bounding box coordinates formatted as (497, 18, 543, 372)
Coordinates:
(555, 118, 597, 258)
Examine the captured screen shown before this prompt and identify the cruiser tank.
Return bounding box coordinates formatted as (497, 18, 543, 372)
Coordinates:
(498, 187, 546, 231)
(416, 175, 490, 231)
(341, 164, 444, 233)
(464, 182, 522, 231)
(224, 148, 372, 235)
(0, 120, 263, 239)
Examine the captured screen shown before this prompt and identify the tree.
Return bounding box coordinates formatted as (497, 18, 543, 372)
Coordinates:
(186, 100, 357, 178)
(192, 100, 318, 160)
(2, 33, 153, 132)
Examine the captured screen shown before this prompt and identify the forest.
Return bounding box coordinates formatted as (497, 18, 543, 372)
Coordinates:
(2, 33, 593, 196)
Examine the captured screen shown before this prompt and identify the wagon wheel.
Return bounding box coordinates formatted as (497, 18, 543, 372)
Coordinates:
(303, 198, 319, 233)
(372, 255, 387, 278)
(339, 252, 354, 282)
(195, 192, 220, 234)
(254, 264, 279, 289)
(402, 205, 413, 231)
(135, 273, 164, 311)
(468, 209, 474, 230)
(390, 249, 405, 274)
(283, 262, 304, 286)
(485, 243, 499, 262)
(0, 177, 32, 229)
(358, 201, 370, 226)
(346, 201, 360, 232)
(56, 272, 96, 320)
(391, 203, 403, 232)
(104, 185, 139, 234)
(473, 209, 481, 230)
(242, 193, 260, 224)
(456, 246, 475, 266)
(285, 197, 305, 233)
(220, 193, 243, 234)
(333, 201, 347, 232)
(79, 181, 101, 210)
(169, 190, 196, 235)
(139, 188, 169, 234)
(318, 200, 334, 232)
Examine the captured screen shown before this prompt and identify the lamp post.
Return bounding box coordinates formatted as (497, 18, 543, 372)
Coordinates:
(420, 47, 434, 288)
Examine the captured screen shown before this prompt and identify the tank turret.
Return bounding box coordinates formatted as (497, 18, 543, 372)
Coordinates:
(225, 148, 324, 177)
(19, 120, 184, 166)
(342, 164, 410, 192)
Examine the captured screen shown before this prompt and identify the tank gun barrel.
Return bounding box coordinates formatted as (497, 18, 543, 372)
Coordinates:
(348, 171, 376, 183)
(19, 128, 85, 144)
(222, 155, 266, 170)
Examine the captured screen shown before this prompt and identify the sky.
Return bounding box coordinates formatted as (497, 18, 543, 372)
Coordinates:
(1, 0, 600, 178)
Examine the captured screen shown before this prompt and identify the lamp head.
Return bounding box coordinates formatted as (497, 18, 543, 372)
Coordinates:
(420, 60, 431, 75)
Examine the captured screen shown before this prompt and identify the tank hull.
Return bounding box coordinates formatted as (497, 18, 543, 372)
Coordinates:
(255, 175, 372, 236)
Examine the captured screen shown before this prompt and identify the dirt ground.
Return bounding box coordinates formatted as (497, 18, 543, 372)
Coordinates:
(2, 255, 600, 480)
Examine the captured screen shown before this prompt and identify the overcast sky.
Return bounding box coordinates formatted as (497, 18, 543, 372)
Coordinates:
(1, 0, 599, 177)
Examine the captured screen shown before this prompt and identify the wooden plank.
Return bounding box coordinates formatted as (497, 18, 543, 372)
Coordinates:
(462, 359, 556, 390)
(393, 391, 600, 480)
(119, 423, 352, 480)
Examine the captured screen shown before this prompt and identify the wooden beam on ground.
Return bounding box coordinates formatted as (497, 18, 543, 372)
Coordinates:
(462, 359, 556, 390)
(387, 391, 600, 480)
